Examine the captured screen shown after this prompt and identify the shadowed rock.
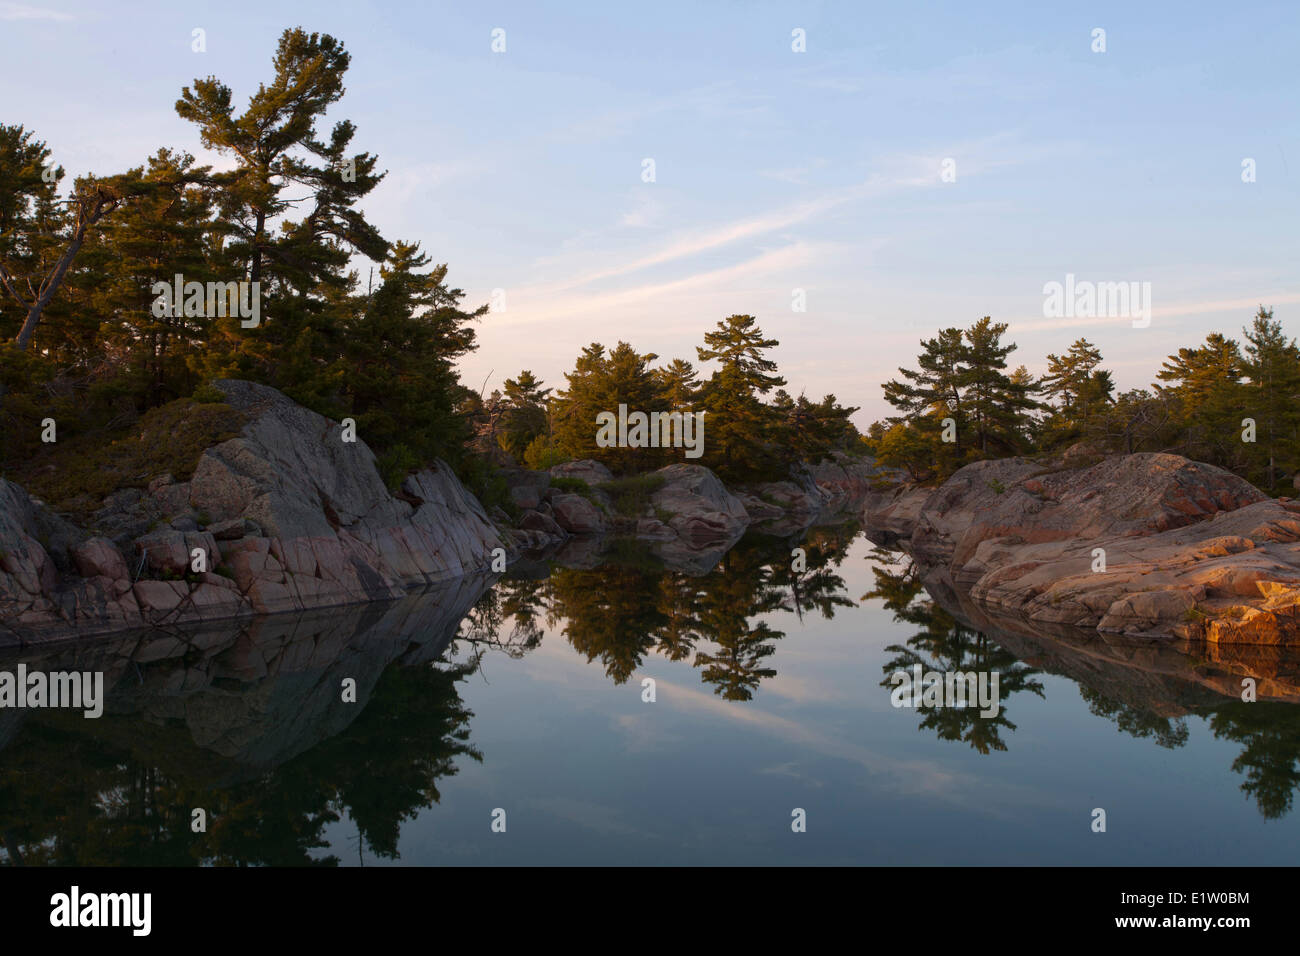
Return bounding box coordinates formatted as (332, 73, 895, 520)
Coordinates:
(1, 381, 504, 641)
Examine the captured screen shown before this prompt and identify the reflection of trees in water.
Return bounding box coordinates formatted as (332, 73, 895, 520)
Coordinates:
(1210, 703, 1300, 820)
(531, 527, 861, 701)
(548, 560, 671, 684)
(865, 548, 1044, 754)
(767, 521, 859, 622)
(0, 660, 479, 866)
(460, 577, 547, 658)
(866, 548, 1300, 819)
(1078, 688, 1189, 750)
(461, 525, 863, 700)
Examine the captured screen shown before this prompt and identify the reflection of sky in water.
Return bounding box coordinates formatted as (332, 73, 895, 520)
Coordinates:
(320, 534, 1300, 866)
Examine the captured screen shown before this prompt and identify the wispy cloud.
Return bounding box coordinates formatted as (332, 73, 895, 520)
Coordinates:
(0, 2, 72, 20)
(524, 172, 923, 299)
(1008, 291, 1300, 334)
(490, 241, 821, 329)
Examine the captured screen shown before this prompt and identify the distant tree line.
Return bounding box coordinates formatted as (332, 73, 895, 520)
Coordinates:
(869, 308, 1298, 493)
(468, 313, 863, 483)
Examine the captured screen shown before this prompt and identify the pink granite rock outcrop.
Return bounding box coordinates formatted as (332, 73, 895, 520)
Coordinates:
(1, 380, 505, 641)
(867, 452, 1300, 643)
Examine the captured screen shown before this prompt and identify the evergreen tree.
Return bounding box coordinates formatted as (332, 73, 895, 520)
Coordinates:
(330, 240, 485, 480)
(1157, 332, 1247, 469)
(0, 125, 151, 368)
(1240, 306, 1300, 490)
(656, 358, 700, 409)
(551, 341, 664, 472)
(1040, 338, 1103, 415)
(695, 314, 785, 480)
(883, 327, 968, 455)
(175, 28, 388, 389)
(961, 316, 1032, 455)
(77, 149, 216, 410)
(498, 370, 551, 462)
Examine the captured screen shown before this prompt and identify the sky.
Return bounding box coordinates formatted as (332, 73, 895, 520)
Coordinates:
(2, 0, 1298, 425)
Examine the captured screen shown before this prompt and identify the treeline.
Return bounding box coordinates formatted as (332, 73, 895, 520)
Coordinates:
(468, 313, 863, 483)
(0, 29, 486, 492)
(870, 309, 1298, 493)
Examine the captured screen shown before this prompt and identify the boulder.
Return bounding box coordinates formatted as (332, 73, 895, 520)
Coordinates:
(0, 480, 60, 627)
(649, 464, 749, 546)
(71, 537, 129, 581)
(509, 485, 541, 510)
(207, 518, 247, 541)
(635, 517, 677, 540)
(134, 529, 191, 575)
(735, 493, 783, 521)
(519, 509, 566, 538)
(550, 459, 614, 485)
(550, 493, 608, 534)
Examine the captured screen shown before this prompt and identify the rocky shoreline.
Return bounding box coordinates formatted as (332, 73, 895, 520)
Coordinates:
(0, 380, 880, 644)
(11, 379, 1296, 646)
(864, 451, 1300, 644)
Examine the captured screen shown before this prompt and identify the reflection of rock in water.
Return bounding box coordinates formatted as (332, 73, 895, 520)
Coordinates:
(915, 560, 1300, 713)
(0, 572, 494, 782)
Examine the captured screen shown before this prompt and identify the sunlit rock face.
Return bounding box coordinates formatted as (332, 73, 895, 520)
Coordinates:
(866, 452, 1300, 643)
(1, 380, 505, 642)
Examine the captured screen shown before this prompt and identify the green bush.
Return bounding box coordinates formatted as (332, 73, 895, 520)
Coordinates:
(377, 443, 421, 493)
(457, 453, 511, 514)
(522, 434, 566, 470)
(550, 476, 593, 497)
(598, 473, 667, 517)
(191, 383, 227, 404)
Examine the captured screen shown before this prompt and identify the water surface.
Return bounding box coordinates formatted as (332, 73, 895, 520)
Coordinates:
(2, 522, 1297, 865)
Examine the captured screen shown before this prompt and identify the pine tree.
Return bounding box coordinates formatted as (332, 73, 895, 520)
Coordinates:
(551, 341, 664, 472)
(1240, 306, 1300, 490)
(1040, 338, 1103, 415)
(1156, 332, 1247, 469)
(656, 358, 700, 409)
(174, 28, 389, 389)
(961, 316, 1031, 455)
(0, 125, 151, 366)
(695, 314, 785, 480)
(499, 370, 551, 462)
(79, 149, 216, 410)
(883, 327, 968, 455)
(331, 240, 484, 474)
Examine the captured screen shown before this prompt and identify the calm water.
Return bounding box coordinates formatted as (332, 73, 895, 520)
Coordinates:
(2, 521, 1298, 865)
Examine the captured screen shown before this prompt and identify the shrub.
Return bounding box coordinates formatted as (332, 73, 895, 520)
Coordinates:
(191, 383, 227, 404)
(377, 443, 421, 493)
(9, 398, 245, 520)
(523, 434, 566, 470)
(598, 473, 667, 517)
(550, 476, 593, 497)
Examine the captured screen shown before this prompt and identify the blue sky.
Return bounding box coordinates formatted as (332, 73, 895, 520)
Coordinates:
(2, 0, 1297, 423)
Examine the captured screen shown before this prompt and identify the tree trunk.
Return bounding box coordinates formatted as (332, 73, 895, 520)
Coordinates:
(14, 228, 88, 350)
